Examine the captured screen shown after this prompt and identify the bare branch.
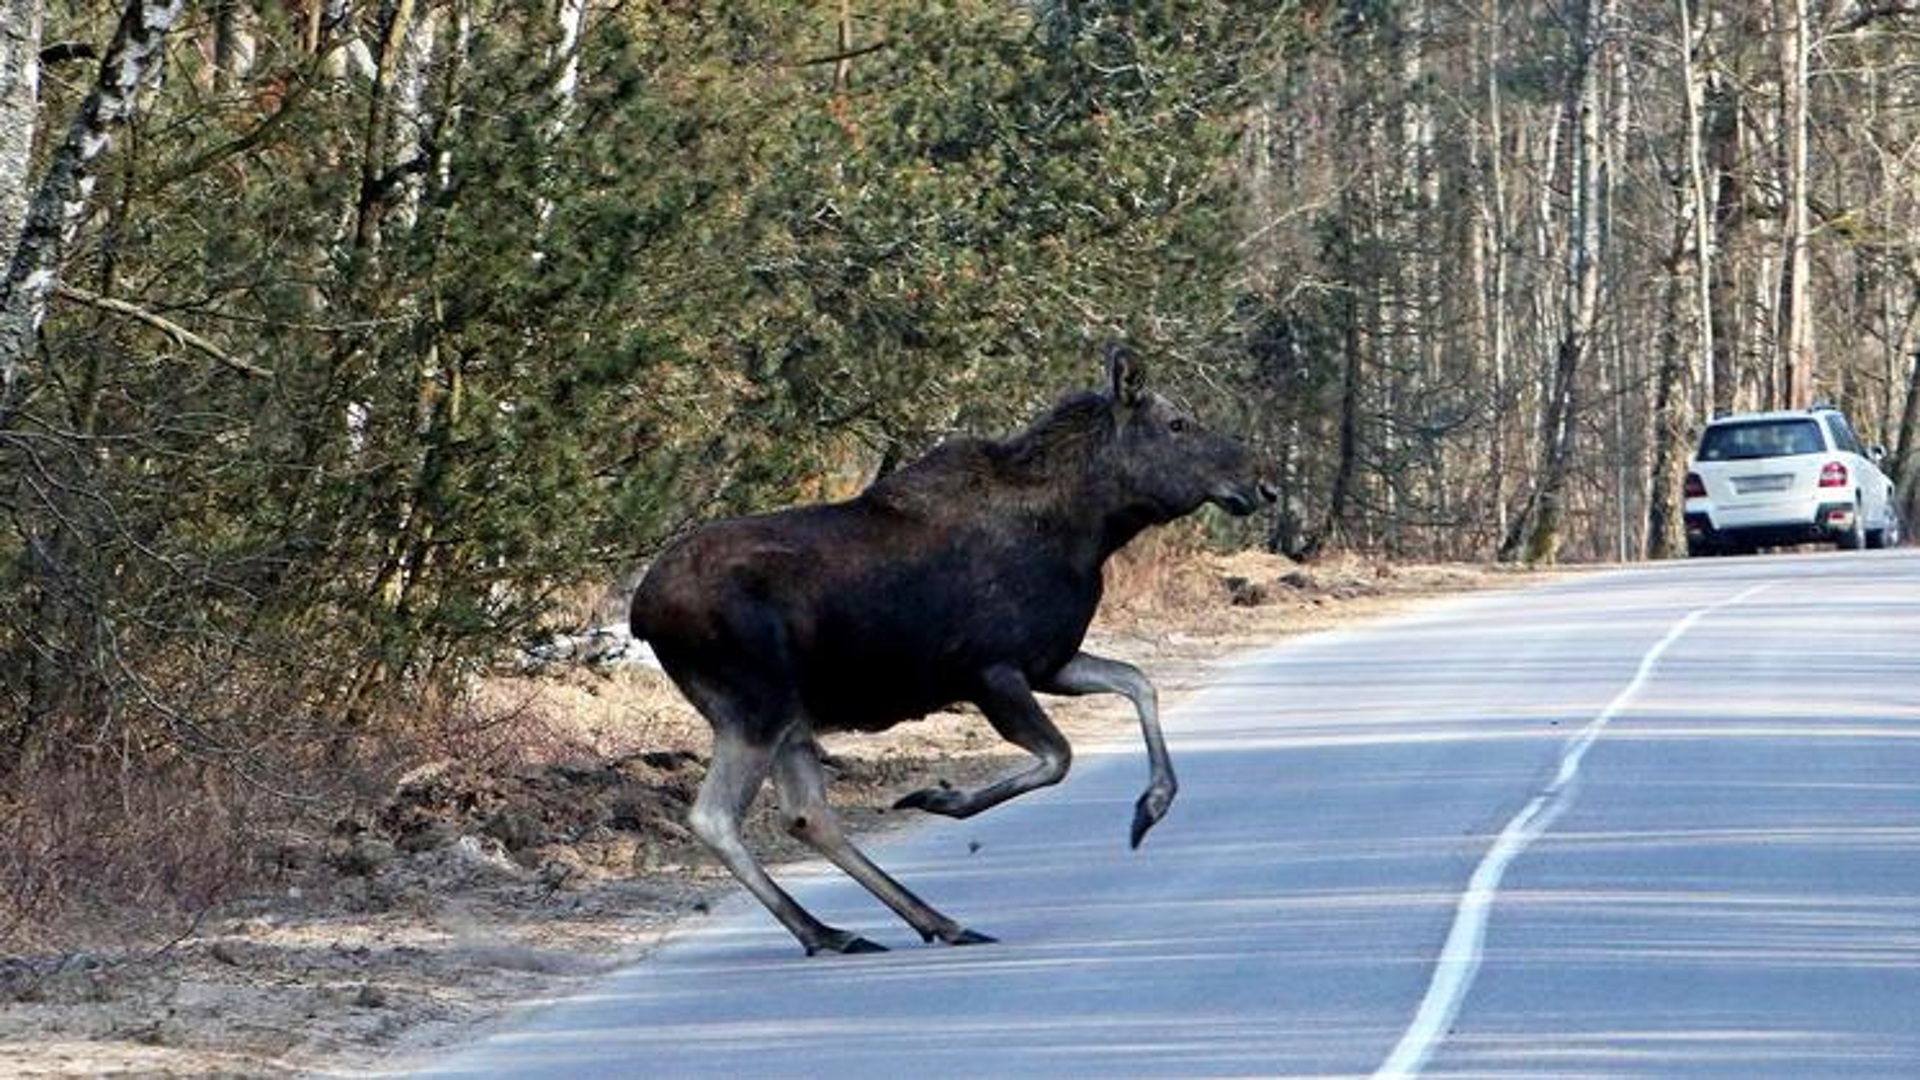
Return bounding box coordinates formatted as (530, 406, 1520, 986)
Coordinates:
(52, 284, 275, 379)
(796, 39, 891, 67)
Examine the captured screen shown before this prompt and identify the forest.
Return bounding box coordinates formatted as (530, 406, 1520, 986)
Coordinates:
(5, 0, 1920, 933)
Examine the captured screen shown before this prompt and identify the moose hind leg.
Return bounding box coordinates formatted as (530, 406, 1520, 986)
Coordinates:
(772, 733, 994, 947)
(893, 665, 1071, 819)
(689, 725, 886, 956)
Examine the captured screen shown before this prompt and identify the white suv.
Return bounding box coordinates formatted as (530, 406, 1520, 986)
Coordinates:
(1684, 407, 1902, 556)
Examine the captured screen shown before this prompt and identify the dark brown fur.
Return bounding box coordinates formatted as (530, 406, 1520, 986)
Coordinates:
(630, 345, 1271, 955)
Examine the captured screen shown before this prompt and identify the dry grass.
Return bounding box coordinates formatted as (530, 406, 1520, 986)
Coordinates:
(448, 666, 703, 767)
(1101, 528, 1235, 623)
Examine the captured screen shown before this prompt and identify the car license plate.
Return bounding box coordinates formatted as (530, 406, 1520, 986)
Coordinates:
(1732, 474, 1793, 495)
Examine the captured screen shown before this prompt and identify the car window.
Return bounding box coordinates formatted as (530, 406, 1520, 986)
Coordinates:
(1697, 419, 1825, 461)
(1823, 414, 1865, 456)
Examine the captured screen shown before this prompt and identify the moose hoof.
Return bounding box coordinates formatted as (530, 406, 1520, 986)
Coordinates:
(922, 926, 997, 946)
(893, 786, 966, 816)
(806, 929, 889, 956)
(1129, 787, 1175, 849)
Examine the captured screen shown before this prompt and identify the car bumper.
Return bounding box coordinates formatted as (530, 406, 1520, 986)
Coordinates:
(1685, 499, 1857, 549)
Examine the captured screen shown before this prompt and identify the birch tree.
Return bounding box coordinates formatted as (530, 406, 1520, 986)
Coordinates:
(0, 0, 185, 405)
(1677, 0, 1716, 415)
(0, 0, 41, 248)
(1775, 0, 1815, 407)
(1502, 0, 1615, 564)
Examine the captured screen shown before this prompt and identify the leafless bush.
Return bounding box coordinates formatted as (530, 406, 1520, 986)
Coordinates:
(0, 762, 292, 954)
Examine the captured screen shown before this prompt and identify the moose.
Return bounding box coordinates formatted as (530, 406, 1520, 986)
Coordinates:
(629, 344, 1273, 955)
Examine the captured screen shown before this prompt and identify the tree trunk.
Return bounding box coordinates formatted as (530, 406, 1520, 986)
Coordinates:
(0, 0, 185, 405)
(1891, 263, 1920, 525)
(0, 0, 42, 249)
(354, 0, 422, 251)
(1647, 211, 1697, 560)
(1502, 0, 1611, 565)
(1774, 0, 1814, 407)
(1705, 65, 1741, 414)
(1677, 0, 1716, 419)
(209, 0, 255, 93)
(1476, 0, 1513, 551)
(1322, 239, 1363, 551)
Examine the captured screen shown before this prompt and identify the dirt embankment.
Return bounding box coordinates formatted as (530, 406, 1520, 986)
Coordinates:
(0, 552, 1532, 1078)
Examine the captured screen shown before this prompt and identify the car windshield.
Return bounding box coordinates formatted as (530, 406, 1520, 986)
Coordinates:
(1697, 418, 1825, 461)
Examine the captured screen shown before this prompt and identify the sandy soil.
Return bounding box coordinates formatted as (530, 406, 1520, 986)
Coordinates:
(0, 552, 1538, 1078)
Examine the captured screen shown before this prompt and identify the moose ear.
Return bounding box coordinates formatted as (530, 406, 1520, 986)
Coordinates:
(1104, 342, 1148, 408)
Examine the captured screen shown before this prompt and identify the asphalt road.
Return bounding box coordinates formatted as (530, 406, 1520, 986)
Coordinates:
(411, 551, 1920, 1079)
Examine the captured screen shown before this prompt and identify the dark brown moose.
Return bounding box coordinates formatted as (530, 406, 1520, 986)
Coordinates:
(629, 344, 1273, 955)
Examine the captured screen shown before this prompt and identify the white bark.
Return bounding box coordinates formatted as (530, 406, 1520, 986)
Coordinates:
(0, 0, 42, 248)
(552, 0, 589, 114)
(1477, 0, 1512, 543)
(1678, 0, 1717, 416)
(0, 0, 186, 401)
(1504, 0, 1614, 563)
(1776, 0, 1814, 406)
(385, 0, 439, 234)
(531, 0, 589, 249)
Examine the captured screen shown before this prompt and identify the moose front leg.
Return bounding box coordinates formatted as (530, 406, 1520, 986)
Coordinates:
(1038, 652, 1174, 848)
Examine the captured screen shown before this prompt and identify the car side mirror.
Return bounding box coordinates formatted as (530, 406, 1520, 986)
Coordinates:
(1871, 444, 1888, 462)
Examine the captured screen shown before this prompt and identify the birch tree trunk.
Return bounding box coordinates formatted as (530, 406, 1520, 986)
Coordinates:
(1501, 0, 1612, 564)
(1475, 0, 1513, 550)
(346, 0, 460, 727)
(1775, 0, 1814, 407)
(209, 0, 256, 92)
(1677, 0, 1716, 418)
(354, 0, 424, 250)
(0, 0, 184, 405)
(0, 0, 42, 248)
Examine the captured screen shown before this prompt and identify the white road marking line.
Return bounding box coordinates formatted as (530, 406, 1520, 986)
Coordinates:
(1372, 582, 1771, 1080)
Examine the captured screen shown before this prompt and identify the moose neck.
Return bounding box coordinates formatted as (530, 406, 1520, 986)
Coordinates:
(1079, 475, 1174, 567)
(986, 446, 1162, 574)
(980, 393, 1176, 573)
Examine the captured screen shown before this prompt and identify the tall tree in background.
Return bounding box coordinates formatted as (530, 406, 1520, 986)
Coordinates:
(1774, 0, 1814, 407)
(1501, 0, 1616, 564)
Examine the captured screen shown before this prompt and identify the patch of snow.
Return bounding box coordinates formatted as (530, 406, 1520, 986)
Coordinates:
(519, 625, 660, 671)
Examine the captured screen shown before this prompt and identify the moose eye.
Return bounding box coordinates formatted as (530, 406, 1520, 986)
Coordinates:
(1168, 417, 1189, 434)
